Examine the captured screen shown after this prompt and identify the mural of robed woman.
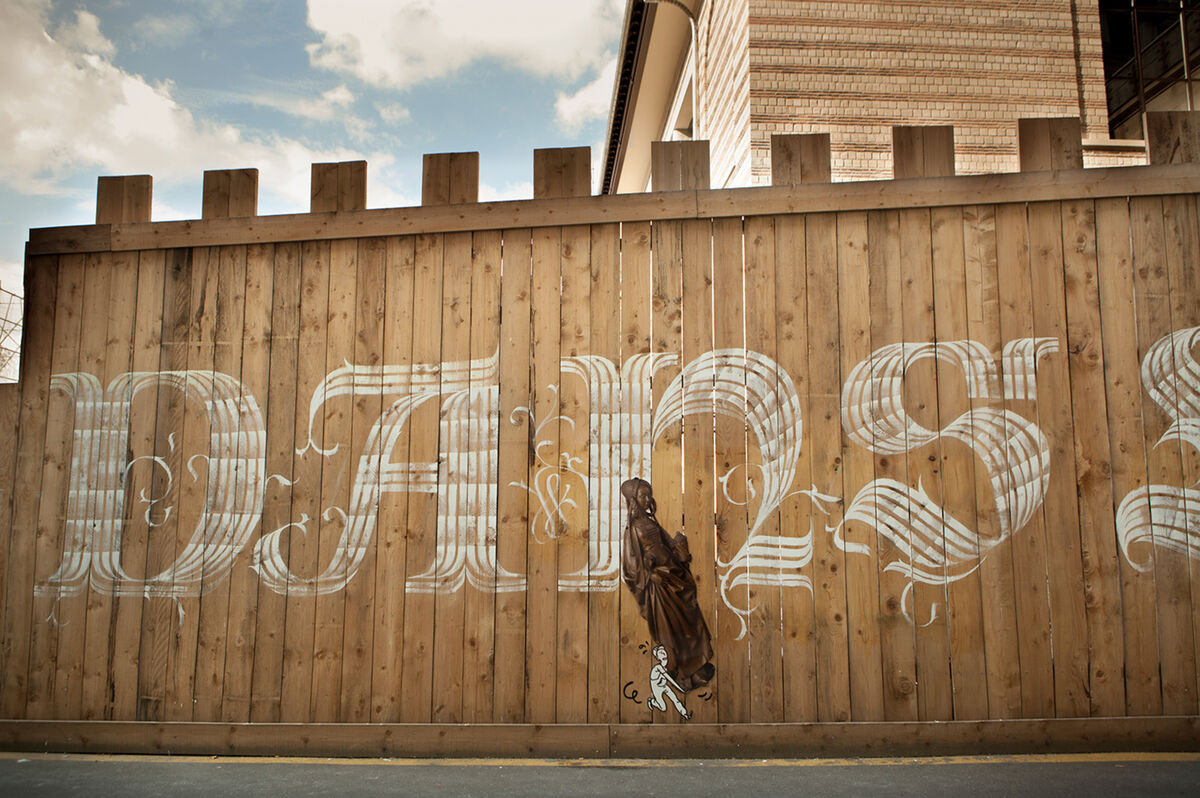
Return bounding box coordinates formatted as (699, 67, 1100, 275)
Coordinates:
(620, 477, 715, 691)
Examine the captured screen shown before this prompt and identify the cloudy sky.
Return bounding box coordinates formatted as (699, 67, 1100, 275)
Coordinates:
(0, 0, 626, 294)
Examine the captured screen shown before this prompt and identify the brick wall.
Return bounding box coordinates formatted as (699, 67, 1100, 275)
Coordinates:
(738, 0, 1143, 183)
(698, 0, 753, 187)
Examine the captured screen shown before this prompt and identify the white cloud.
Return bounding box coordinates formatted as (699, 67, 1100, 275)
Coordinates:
(55, 8, 115, 56)
(248, 84, 356, 121)
(0, 0, 357, 210)
(130, 13, 198, 49)
(555, 55, 617, 136)
(377, 102, 411, 125)
(305, 0, 624, 89)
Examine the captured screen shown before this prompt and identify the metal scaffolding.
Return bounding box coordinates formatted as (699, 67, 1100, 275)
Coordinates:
(0, 285, 21, 383)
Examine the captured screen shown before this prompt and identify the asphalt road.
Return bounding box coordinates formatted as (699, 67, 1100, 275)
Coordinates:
(1, 752, 1198, 797)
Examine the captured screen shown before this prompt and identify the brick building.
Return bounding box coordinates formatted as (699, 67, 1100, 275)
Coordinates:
(601, 0, 1190, 192)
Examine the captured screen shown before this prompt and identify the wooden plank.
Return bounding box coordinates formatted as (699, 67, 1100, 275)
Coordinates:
(586, 222, 621, 724)
(430, 231, 472, 723)
(1129, 195, 1198, 715)
(422, 153, 480, 206)
(994, 202, 1056, 719)
(310, 164, 339, 213)
(96, 176, 152, 224)
(1146, 111, 1200, 165)
(134, 248, 192, 721)
(525, 225, 561, 723)
(745, 215, 785, 723)
(770, 134, 832, 185)
(866, 209, 918, 721)
(806, 211, 853, 722)
(929, 206, 989, 721)
(278, 240, 330, 722)
(533, 148, 592, 199)
(35, 163, 1200, 257)
(616, 221, 654, 725)
(192, 245, 248, 722)
(962, 206, 1023, 719)
(555, 223, 590, 724)
(772, 214, 818, 723)
(1160, 193, 1200, 709)
(338, 161, 368, 212)
(680, 216, 716, 725)
(1094, 198, 1161, 715)
(308, 238, 358, 722)
(0, 381, 19, 708)
(711, 216, 752, 724)
(605, 717, 1200, 759)
(202, 169, 259, 219)
(461, 229, 502, 724)
(219, 242, 273, 723)
(2, 717, 1199, 759)
(163, 245, 219, 722)
(494, 228, 532, 723)
(369, 236, 416, 723)
(82, 249, 139, 720)
(398, 233, 443, 723)
(649, 215, 684, 725)
(1026, 201, 1091, 717)
(337, 237, 385, 723)
(1059, 199, 1127, 716)
(835, 210, 886, 721)
(110, 250, 166, 721)
(53, 252, 113, 720)
(3, 263, 63, 721)
(897, 206, 953, 722)
(1017, 118, 1084, 172)
(249, 242, 301, 722)
(22, 256, 81, 719)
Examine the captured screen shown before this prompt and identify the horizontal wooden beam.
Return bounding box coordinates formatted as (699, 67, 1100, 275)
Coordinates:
(26, 163, 1200, 256)
(0, 718, 1196, 758)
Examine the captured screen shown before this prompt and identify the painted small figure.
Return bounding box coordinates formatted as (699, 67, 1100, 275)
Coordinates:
(620, 477, 715, 692)
(648, 644, 691, 719)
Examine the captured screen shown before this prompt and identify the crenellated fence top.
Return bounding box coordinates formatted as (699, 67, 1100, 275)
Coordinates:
(24, 113, 1200, 258)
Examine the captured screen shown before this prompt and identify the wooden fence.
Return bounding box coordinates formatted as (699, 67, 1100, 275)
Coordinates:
(2, 115, 1200, 756)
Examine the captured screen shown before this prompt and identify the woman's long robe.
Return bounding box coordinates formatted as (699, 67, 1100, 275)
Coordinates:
(621, 514, 715, 691)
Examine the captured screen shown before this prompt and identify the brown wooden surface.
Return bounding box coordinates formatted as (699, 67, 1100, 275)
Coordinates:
(771, 134, 832, 185)
(0, 718, 1195, 758)
(422, 153, 480, 206)
(201, 169, 259, 219)
(95, 176, 152, 224)
(7, 137, 1200, 745)
(29, 164, 1200, 257)
(1018, 118, 1083, 172)
(1147, 111, 1200, 166)
(311, 162, 367, 213)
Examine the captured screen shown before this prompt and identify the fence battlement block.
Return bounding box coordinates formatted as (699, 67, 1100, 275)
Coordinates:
(1147, 111, 1200, 165)
(892, 126, 955, 179)
(533, 147, 592, 199)
(651, 140, 710, 192)
(1018, 118, 1084, 172)
(202, 168, 259, 219)
(95, 175, 152, 224)
(311, 160, 367, 213)
(771, 133, 832, 186)
(422, 152, 479, 206)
